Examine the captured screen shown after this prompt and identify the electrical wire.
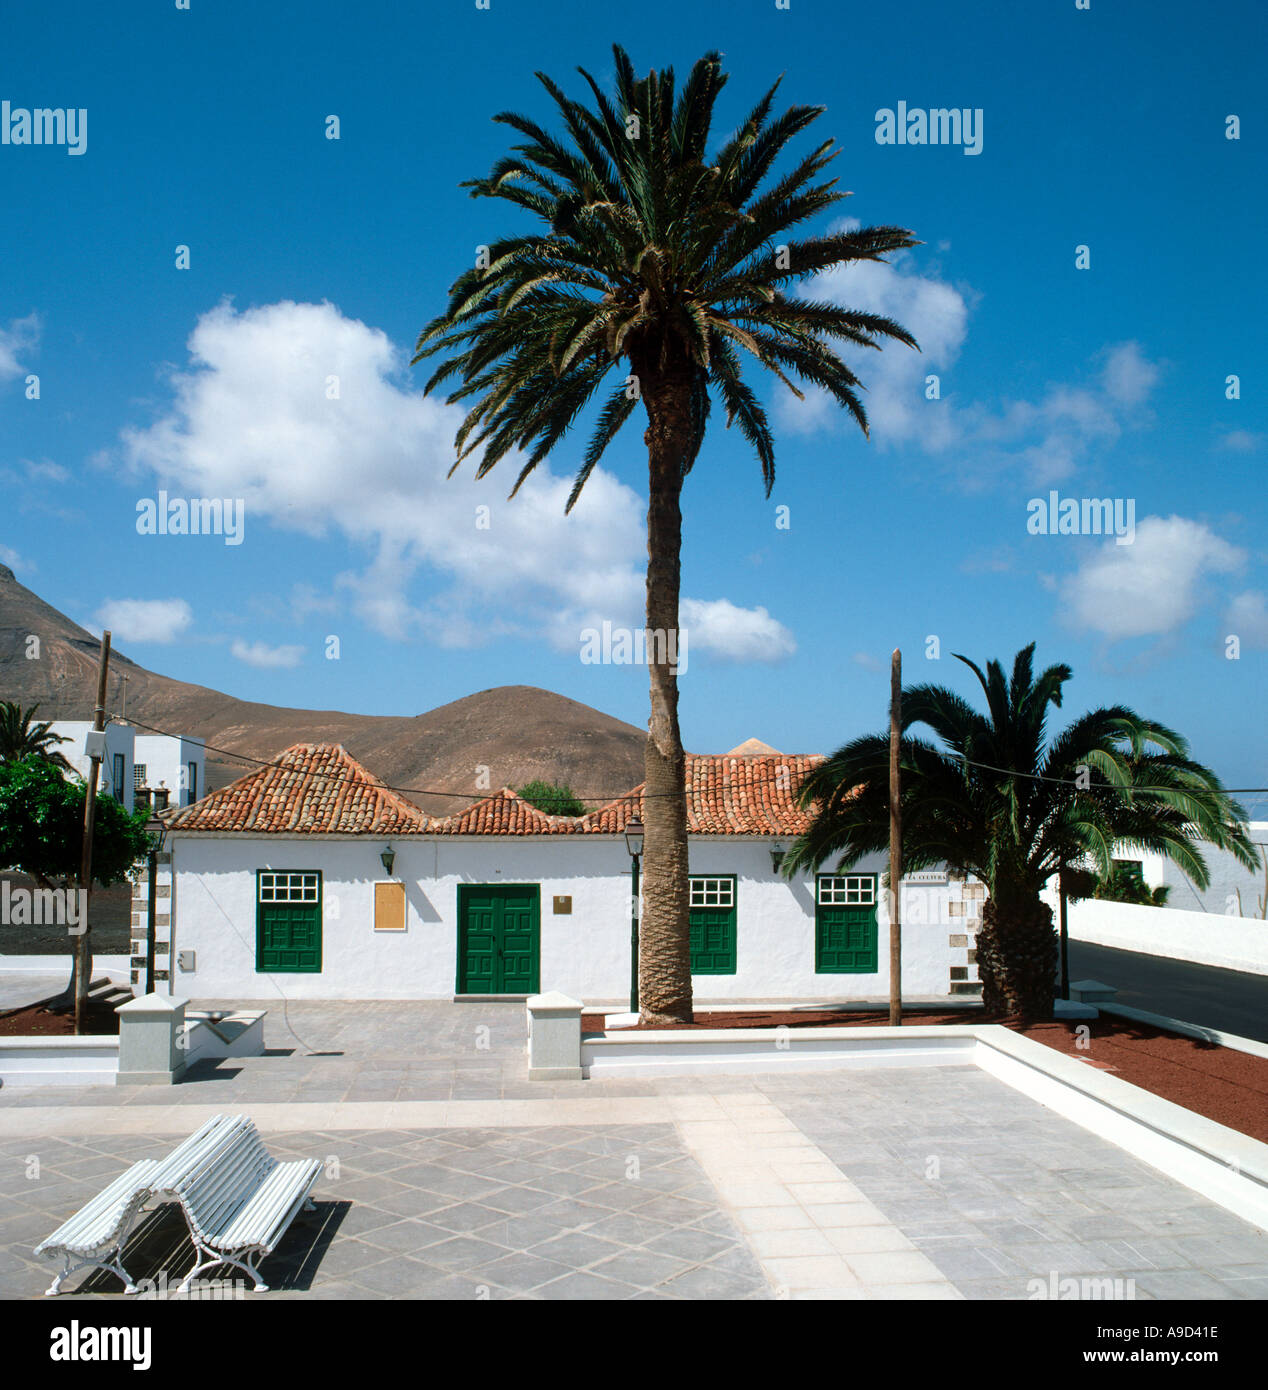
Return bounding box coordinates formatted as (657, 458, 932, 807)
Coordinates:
(112, 711, 1268, 810)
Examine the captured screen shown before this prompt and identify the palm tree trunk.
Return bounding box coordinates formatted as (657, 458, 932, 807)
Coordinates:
(636, 362, 693, 1025)
(976, 885, 1057, 1023)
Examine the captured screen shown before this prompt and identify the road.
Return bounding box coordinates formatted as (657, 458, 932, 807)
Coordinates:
(1066, 938, 1268, 1043)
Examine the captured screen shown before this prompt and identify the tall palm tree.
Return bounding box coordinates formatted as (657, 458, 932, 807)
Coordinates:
(0, 701, 72, 770)
(414, 45, 918, 1022)
(783, 645, 1256, 1021)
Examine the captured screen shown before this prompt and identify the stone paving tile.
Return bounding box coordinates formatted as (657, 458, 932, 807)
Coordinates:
(3, 1118, 769, 1301)
(760, 1066, 1268, 1302)
(6, 999, 1268, 1301)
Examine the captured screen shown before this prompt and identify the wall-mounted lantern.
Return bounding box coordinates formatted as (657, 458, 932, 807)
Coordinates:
(770, 840, 787, 873)
(380, 844, 396, 877)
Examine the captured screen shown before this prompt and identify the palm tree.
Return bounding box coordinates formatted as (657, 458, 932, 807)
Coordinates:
(783, 645, 1256, 1021)
(0, 701, 72, 770)
(414, 45, 918, 1022)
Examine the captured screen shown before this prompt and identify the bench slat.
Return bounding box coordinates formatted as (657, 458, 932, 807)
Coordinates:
(215, 1160, 323, 1251)
(34, 1160, 159, 1258)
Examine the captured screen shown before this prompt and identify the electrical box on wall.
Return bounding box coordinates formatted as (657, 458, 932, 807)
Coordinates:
(177, 950, 196, 972)
(553, 896, 572, 914)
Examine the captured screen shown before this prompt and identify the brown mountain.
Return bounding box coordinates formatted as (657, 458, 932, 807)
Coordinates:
(0, 564, 646, 812)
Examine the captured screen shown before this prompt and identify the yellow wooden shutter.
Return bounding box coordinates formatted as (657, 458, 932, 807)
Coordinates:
(374, 880, 406, 931)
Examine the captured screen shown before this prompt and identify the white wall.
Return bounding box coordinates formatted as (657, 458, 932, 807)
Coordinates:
(49, 720, 135, 813)
(1063, 898, 1268, 976)
(134, 734, 206, 807)
(1065, 832, 1268, 919)
(168, 835, 977, 1002)
(1159, 825, 1268, 918)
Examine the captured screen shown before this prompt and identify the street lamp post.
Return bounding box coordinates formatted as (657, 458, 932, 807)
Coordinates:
(144, 789, 170, 997)
(624, 816, 644, 1016)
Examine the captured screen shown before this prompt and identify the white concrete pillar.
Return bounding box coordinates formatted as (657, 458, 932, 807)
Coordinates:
(116, 993, 188, 1085)
(526, 992, 583, 1080)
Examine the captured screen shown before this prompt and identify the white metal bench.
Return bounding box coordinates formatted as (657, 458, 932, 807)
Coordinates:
(34, 1113, 239, 1295)
(166, 1116, 322, 1293)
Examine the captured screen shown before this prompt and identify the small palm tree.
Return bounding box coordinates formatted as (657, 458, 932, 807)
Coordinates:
(784, 645, 1256, 1021)
(415, 45, 918, 1022)
(0, 701, 72, 770)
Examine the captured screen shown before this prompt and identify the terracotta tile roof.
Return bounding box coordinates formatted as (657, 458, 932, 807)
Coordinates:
(167, 744, 824, 837)
(163, 743, 429, 835)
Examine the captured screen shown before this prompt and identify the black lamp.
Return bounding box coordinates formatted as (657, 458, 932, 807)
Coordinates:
(623, 816, 644, 859)
(380, 844, 396, 876)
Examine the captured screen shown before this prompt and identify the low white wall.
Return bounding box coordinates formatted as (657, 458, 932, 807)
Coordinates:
(0, 956, 131, 976)
(1065, 898, 1268, 976)
(0, 1036, 119, 1087)
(584, 1026, 978, 1077)
(169, 835, 977, 1002)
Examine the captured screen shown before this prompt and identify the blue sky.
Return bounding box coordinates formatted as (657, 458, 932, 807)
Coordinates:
(2, 0, 1265, 804)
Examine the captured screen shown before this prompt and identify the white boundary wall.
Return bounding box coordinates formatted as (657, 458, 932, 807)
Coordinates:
(1063, 898, 1268, 976)
(168, 834, 975, 1002)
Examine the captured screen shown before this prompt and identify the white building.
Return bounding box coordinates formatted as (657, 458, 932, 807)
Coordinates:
(49, 720, 136, 813)
(134, 733, 206, 809)
(46, 722, 207, 815)
(158, 742, 983, 1002)
(1046, 831, 1268, 919)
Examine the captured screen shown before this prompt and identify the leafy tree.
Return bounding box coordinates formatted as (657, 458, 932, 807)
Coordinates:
(784, 645, 1255, 1021)
(516, 780, 587, 816)
(0, 701, 72, 769)
(415, 45, 917, 1021)
(0, 756, 152, 1009)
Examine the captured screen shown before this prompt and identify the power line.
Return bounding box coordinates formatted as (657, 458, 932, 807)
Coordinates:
(111, 713, 659, 805)
(111, 711, 1268, 814)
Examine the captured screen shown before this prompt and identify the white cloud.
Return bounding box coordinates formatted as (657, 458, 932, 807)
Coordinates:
(851, 651, 883, 672)
(22, 458, 68, 483)
(1061, 516, 1244, 640)
(231, 638, 304, 669)
(1218, 430, 1262, 453)
(1226, 591, 1268, 649)
(679, 598, 796, 663)
(95, 597, 194, 644)
(1099, 341, 1159, 407)
(0, 544, 29, 572)
(0, 313, 39, 381)
(773, 225, 1158, 486)
(775, 224, 967, 451)
(119, 300, 790, 660)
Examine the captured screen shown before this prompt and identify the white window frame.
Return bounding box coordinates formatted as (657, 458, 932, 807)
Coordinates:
(259, 871, 320, 904)
(689, 876, 735, 909)
(817, 875, 876, 907)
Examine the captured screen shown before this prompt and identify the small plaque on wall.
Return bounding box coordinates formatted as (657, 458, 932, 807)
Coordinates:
(553, 895, 572, 914)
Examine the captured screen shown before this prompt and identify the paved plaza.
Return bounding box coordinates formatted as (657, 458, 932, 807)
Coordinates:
(1, 999, 1266, 1299)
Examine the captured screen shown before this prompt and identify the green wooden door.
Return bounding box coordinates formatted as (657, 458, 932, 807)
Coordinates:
(256, 871, 322, 973)
(689, 875, 737, 974)
(458, 884, 540, 994)
(815, 874, 878, 973)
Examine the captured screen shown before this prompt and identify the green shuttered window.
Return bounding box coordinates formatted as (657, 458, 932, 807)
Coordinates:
(689, 875, 737, 975)
(256, 870, 322, 973)
(815, 874, 878, 973)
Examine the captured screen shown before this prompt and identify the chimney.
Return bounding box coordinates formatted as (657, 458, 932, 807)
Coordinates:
(153, 785, 171, 812)
(135, 786, 152, 814)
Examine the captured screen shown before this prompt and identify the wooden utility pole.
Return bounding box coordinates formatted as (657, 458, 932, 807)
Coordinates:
(74, 631, 111, 1034)
(888, 648, 903, 1027)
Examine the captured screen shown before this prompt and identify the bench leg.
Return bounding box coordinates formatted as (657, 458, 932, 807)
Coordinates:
(45, 1252, 139, 1296)
(178, 1245, 269, 1294)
